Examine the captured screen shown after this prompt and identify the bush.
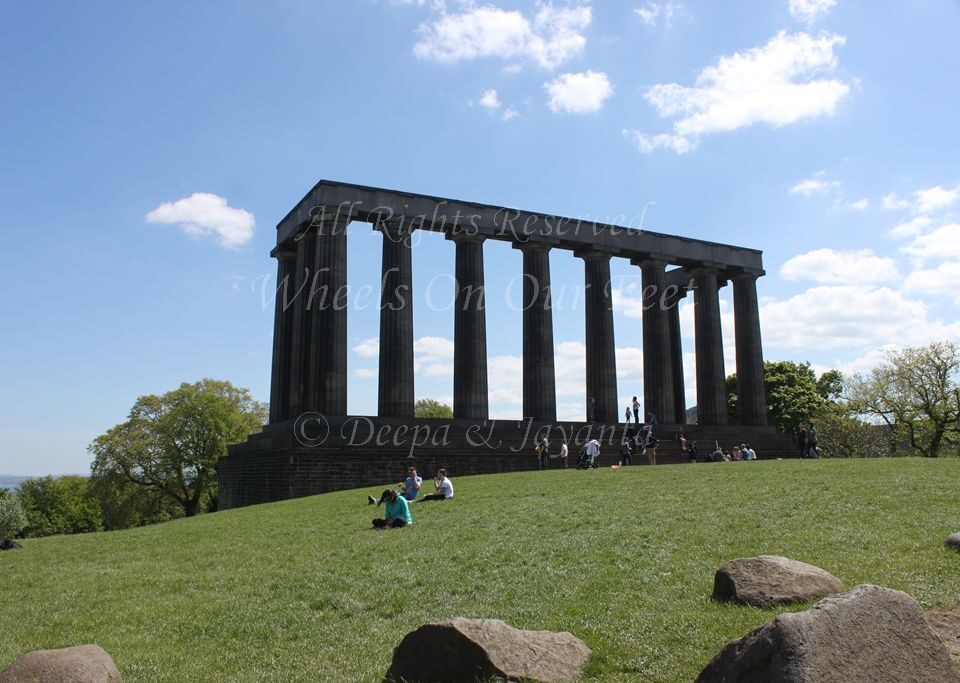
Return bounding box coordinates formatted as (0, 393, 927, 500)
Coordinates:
(16, 476, 103, 538)
(0, 494, 28, 541)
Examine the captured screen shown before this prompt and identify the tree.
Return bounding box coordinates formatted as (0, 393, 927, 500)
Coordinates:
(414, 398, 453, 419)
(726, 360, 838, 434)
(16, 476, 103, 537)
(88, 469, 183, 530)
(0, 493, 28, 543)
(89, 379, 267, 517)
(846, 342, 960, 457)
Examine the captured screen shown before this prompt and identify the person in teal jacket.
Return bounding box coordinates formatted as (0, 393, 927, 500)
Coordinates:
(372, 489, 412, 529)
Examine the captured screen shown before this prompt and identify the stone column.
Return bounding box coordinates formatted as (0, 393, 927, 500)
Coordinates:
(307, 217, 349, 416)
(732, 272, 768, 426)
(636, 258, 676, 424)
(377, 221, 415, 417)
(451, 234, 488, 420)
(692, 267, 727, 425)
(579, 250, 618, 423)
(667, 288, 687, 425)
(287, 228, 317, 417)
(269, 247, 296, 424)
(514, 242, 556, 422)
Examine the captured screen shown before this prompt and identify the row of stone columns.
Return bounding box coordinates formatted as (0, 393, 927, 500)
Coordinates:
(268, 222, 767, 426)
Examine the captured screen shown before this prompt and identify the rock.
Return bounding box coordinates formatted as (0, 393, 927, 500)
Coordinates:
(712, 555, 843, 607)
(386, 617, 590, 683)
(696, 584, 960, 683)
(926, 606, 960, 663)
(0, 540, 22, 550)
(0, 644, 122, 682)
(945, 532, 960, 552)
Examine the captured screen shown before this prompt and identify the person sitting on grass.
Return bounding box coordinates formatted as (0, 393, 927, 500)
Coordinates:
(401, 466, 422, 500)
(372, 489, 412, 529)
(419, 469, 454, 501)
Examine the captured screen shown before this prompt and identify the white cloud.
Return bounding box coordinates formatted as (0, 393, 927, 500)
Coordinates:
(881, 192, 910, 210)
(844, 198, 869, 211)
(760, 284, 960, 351)
(622, 130, 696, 154)
(478, 88, 501, 110)
(414, 4, 591, 69)
(353, 368, 377, 379)
(887, 215, 933, 240)
(788, 0, 837, 25)
(900, 223, 960, 263)
(903, 261, 960, 306)
(352, 337, 379, 358)
(914, 184, 960, 214)
(635, 2, 686, 28)
(780, 248, 900, 285)
(544, 70, 614, 114)
(789, 171, 840, 197)
(501, 106, 520, 121)
(145, 193, 255, 248)
(631, 31, 849, 153)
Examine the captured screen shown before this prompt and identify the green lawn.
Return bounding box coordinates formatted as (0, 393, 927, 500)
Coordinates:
(2, 458, 959, 682)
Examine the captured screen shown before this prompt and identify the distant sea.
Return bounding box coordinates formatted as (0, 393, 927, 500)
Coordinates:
(0, 476, 29, 491)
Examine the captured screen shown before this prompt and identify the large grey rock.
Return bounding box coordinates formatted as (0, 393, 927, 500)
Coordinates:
(712, 555, 843, 607)
(0, 644, 121, 682)
(696, 584, 960, 683)
(386, 617, 591, 683)
(945, 532, 960, 551)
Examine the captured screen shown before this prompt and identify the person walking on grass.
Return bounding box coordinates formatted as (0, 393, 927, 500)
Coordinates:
(536, 438, 550, 471)
(419, 469, 454, 501)
(619, 439, 633, 466)
(372, 489, 412, 529)
(807, 422, 819, 458)
(798, 424, 808, 458)
(560, 441, 569, 468)
(643, 433, 659, 465)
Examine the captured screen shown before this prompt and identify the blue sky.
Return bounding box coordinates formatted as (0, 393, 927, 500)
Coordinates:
(2, 0, 959, 475)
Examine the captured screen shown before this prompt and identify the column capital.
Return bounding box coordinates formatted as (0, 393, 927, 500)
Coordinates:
(445, 230, 485, 244)
(270, 244, 297, 259)
(689, 262, 724, 276)
(574, 247, 615, 261)
(511, 240, 553, 253)
(727, 267, 765, 281)
(630, 253, 671, 268)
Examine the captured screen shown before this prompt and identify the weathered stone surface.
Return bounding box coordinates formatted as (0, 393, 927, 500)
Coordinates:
(0, 644, 121, 682)
(712, 555, 843, 607)
(696, 584, 960, 683)
(386, 617, 590, 683)
(945, 532, 960, 551)
(927, 606, 960, 663)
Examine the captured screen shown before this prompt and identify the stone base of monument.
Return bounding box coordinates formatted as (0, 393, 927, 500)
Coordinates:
(218, 416, 795, 509)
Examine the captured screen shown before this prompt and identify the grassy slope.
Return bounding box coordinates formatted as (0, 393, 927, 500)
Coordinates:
(2, 458, 959, 682)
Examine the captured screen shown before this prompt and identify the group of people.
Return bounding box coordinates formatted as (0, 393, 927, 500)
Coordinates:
(797, 422, 820, 458)
(534, 438, 569, 470)
(703, 442, 759, 462)
(368, 467, 454, 529)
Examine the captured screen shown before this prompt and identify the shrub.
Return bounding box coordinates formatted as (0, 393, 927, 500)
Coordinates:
(0, 494, 28, 541)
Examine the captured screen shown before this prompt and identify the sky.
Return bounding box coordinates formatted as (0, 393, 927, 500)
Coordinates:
(1, 0, 959, 475)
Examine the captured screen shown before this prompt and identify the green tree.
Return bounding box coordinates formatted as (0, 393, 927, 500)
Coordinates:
(89, 379, 267, 517)
(14, 476, 102, 538)
(0, 493, 28, 542)
(726, 360, 838, 434)
(846, 342, 960, 457)
(88, 469, 183, 530)
(414, 398, 453, 419)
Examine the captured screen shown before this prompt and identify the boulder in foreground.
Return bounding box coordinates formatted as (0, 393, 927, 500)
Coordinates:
(712, 555, 843, 607)
(0, 644, 121, 682)
(696, 584, 960, 683)
(945, 532, 960, 552)
(386, 617, 590, 683)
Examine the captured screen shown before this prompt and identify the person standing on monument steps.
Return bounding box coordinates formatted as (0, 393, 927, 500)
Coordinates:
(632, 396, 640, 425)
(587, 394, 596, 422)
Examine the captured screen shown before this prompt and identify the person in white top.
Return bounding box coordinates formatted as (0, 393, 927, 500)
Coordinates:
(559, 441, 569, 468)
(419, 469, 454, 502)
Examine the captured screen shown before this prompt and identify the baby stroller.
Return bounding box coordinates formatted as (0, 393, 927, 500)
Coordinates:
(577, 445, 600, 469)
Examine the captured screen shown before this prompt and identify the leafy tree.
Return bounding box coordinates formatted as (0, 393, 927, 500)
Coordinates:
(0, 493, 28, 542)
(726, 360, 838, 434)
(88, 469, 183, 530)
(89, 379, 267, 517)
(846, 342, 960, 457)
(812, 403, 893, 459)
(414, 398, 453, 419)
(16, 476, 103, 537)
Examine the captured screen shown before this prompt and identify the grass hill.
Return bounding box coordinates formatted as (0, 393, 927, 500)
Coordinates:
(2, 458, 959, 682)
